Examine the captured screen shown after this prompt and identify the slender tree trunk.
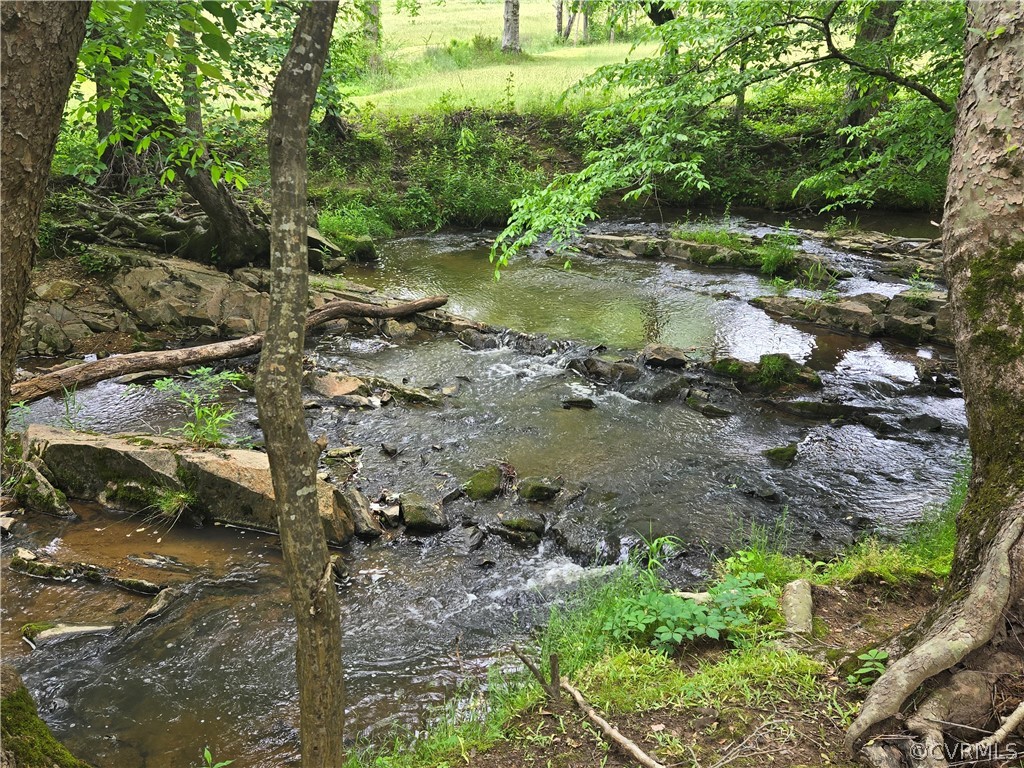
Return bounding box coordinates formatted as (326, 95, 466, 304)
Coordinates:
(842, 1, 900, 130)
(582, 5, 590, 43)
(180, 25, 204, 139)
(502, 0, 521, 53)
(362, 0, 380, 46)
(0, 1, 91, 432)
(256, 2, 342, 766)
(563, 11, 576, 39)
(555, 0, 563, 38)
(847, 0, 1024, 757)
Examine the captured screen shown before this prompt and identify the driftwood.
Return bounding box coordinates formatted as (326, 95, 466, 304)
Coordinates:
(12, 295, 448, 403)
(560, 677, 667, 768)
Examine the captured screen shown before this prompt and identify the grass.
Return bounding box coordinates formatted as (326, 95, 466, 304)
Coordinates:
(676, 226, 747, 250)
(353, 43, 644, 115)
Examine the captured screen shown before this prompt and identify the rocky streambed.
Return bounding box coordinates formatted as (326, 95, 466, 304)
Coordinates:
(1, 214, 966, 767)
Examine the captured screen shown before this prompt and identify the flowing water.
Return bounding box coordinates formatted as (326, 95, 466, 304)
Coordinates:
(1, 213, 965, 767)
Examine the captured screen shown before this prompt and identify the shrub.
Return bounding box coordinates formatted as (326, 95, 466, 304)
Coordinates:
(153, 367, 245, 448)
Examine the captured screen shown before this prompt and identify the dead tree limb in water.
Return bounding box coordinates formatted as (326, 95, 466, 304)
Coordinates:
(11, 295, 447, 404)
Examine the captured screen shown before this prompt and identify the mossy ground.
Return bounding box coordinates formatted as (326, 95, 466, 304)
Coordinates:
(1, 674, 92, 768)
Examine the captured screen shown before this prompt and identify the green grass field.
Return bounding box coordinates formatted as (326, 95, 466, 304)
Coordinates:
(350, 0, 651, 114)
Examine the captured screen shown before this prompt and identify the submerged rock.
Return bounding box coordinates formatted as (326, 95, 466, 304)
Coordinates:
(763, 443, 799, 467)
(32, 624, 115, 645)
(561, 397, 597, 410)
(141, 587, 183, 623)
(498, 509, 546, 535)
(516, 476, 563, 502)
(399, 492, 448, 533)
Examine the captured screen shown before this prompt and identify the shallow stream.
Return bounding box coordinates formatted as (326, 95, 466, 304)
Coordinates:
(2, 213, 965, 767)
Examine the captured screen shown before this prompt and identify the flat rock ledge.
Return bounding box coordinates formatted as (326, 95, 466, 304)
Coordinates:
(22, 424, 365, 545)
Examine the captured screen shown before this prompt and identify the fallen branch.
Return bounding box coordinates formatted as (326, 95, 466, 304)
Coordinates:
(511, 644, 560, 701)
(964, 700, 1024, 758)
(12, 295, 448, 404)
(560, 677, 666, 768)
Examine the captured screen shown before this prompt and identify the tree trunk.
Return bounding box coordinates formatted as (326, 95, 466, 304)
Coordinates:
(0, 1, 90, 433)
(842, 1, 901, 130)
(134, 82, 270, 271)
(555, 0, 563, 38)
(563, 12, 576, 39)
(582, 5, 590, 43)
(256, 2, 343, 767)
(9, 295, 447, 405)
(362, 0, 380, 46)
(180, 25, 204, 140)
(847, 1, 1024, 758)
(642, 1, 675, 26)
(502, 0, 521, 53)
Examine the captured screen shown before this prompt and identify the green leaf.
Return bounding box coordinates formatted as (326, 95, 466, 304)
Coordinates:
(201, 32, 231, 61)
(197, 61, 222, 80)
(127, 2, 147, 35)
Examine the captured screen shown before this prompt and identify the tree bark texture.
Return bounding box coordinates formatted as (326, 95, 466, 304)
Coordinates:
(255, 3, 343, 767)
(847, 1, 1024, 754)
(502, 0, 521, 53)
(842, 1, 900, 130)
(555, 0, 563, 38)
(1, 1, 90, 432)
(180, 25, 204, 140)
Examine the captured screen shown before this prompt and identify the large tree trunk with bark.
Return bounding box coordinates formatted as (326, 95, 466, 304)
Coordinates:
(256, 2, 343, 767)
(847, 3, 1024, 763)
(0, 1, 90, 433)
(502, 0, 522, 53)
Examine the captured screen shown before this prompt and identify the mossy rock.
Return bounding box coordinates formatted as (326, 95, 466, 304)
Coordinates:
(334, 233, 377, 263)
(10, 557, 72, 580)
(1, 665, 93, 767)
(516, 476, 562, 502)
(399, 492, 448, 533)
(463, 465, 502, 501)
(763, 443, 798, 467)
(20, 622, 57, 641)
(498, 511, 546, 534)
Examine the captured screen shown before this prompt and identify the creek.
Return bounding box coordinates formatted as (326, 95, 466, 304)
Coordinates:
(1, 212, 965, 767)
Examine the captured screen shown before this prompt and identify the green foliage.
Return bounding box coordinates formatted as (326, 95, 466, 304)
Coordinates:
(905, 267, 937, 308)
(602, 571, 773, 651)
(677, 227, 745, 249)
(496, 0, 962, 260)
(755, 353, 795, 389)
(153, 367, 244, 448)
(198, 747, 233, 768)
(78, 248, 123, 275)
(58, 386, 86, 431)
(846, 649, 889, 686)
(756, 224, 799, 276)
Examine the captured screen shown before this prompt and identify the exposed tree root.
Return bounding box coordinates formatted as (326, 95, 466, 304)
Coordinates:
(847, 506, 1024, 760)
(11, 295, 448, 404)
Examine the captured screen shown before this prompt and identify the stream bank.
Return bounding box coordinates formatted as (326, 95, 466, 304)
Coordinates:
(2, 211, 966, 767)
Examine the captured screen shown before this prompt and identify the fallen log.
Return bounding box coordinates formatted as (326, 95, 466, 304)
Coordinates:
(12, 295, 448, 404)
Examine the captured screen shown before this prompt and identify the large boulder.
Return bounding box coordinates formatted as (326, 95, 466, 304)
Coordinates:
(109, 253, 271, 337)
(23, 425, 357, 545)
